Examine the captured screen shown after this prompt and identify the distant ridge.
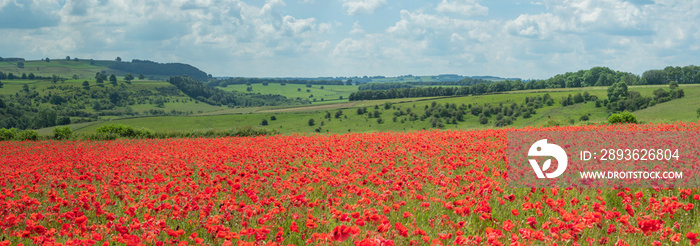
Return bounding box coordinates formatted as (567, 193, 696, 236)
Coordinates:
(109, 59, 209, 81)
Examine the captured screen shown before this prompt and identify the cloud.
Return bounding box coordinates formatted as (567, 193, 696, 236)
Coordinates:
(349, 21, 365, 34)
(435, 0, 488, 17)
(0, 0, 698, 78)
(342, 0, 386, 15)
(0, 0, 60, 29)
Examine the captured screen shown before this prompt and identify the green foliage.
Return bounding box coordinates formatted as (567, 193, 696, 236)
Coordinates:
(96, 124, 154, 138)
(103, 125, 266, 140)
(607, 82, 628, 102)
(169, 76, 305, 107)
(308, 118, 315, 126)
(109, 74, 117, 85)
(53, 126, 72, 140)
(15, 129, 38, 141)
(669, 81, 678, 89)
(124, 73, 134, 83)
(110, 59, 208, 80)
(579, 115, 590, 121)
(608, 111, 638, 124)
(210, 77, 345, 87)
(358, 82, 414, 91)
(0, 128, 18, 141)
(261, 119, 268, 126)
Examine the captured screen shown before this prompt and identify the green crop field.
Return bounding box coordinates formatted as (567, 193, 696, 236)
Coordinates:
(217, 83, 358, 104)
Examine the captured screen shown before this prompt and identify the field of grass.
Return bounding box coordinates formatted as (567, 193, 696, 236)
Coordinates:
(0, 60, 125, 80)
(217, 83, 358, 104)
(67, 84, 700, 136)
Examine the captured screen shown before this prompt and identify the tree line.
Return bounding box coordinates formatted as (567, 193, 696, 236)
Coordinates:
(0, 71, 60, 81)
(109, 59, 210, 81)
(168, 76, 307, 107)
(349, 66, 700, 101)
(208, 77, 347, 87)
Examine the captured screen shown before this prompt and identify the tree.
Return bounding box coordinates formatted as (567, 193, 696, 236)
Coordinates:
(261, 119, 268, 126)
(308, 118, 315, 126)
(21, 73, 27, 79)
(116, 57, 122, 62)
(74, 57, 79, 62)
(124, 73, 134, 83)
(154, 97, 165, 108)
(0, 80, 3, 88)
(90, 59, 95, 65)
(17, 61, 24, 68)
(45, 57, 50, 62)
(82, 81, 90, 89)
(66, 56, 71, 61)
(109, 74, 117, 85)
(270, 115, 277, 121)
(641, 69, 667, 84)
(53, 126, 72, 140)
(607, 82, 628, 102)
(608, 111, 637, 124)
(669, 81, 678, 89)
(72, 74, 79, 80)
(50, 95, 65, 105)
(138, 74, 145, 80)
(28, 73, 35, 79)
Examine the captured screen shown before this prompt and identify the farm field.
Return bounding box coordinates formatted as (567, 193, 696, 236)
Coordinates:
(2, 123, 700, 245)
(217, 84, 358, 104)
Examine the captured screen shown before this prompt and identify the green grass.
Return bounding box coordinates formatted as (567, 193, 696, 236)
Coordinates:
(66, 84, 700, 136)
(0, 60, 123, 80)
(217, 84, 358, 104)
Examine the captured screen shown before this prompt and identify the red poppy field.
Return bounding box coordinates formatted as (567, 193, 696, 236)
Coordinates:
(2, 123, 700, 246)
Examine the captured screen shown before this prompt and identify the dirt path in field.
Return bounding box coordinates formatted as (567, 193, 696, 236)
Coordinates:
(259, 102, 358, 113)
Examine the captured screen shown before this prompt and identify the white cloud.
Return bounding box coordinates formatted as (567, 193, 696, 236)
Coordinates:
(435, 0, 488, 17)
(0, 0, 698, 78)
(342, 0, 386, 15)
(349, 21, 365, 34)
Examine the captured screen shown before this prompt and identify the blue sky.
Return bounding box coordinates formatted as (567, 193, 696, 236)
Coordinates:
(0, 0, 698, 79)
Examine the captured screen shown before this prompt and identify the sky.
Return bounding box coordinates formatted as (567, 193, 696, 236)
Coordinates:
(0, 0, 698, 79)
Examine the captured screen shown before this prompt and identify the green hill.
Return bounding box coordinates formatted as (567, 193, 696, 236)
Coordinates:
(0, 58, 209, 80)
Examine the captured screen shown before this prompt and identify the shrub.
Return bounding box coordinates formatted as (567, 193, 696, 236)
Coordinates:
(579, 115, 589, 122)
(96, 124, 154, 138)
(608, 111, 638, 124)
(0, 128, 18, 141)
(15, 130, 39, 141)
(479, 116, 488, 125)
(543, 119, 562, 127)
(53, 126, 73, 140)
(83, 132, 118, 141)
